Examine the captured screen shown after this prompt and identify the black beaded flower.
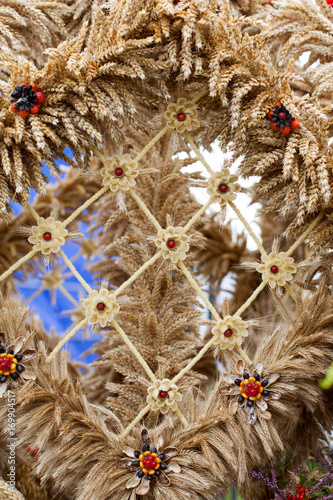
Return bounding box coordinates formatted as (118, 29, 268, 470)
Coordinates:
(267, 102, 300, 135)
(219, 359, 281, 425)
(10, 83, 45, 117)
(0, 333, 36, 397)
(117, 429, 181, 495)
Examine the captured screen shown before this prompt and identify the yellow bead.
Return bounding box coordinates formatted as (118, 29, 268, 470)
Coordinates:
(10, 364, 16, 372)
(142, 468, 148, 474)
(155, 463, 160, 470)
(140, 462, 144, 469)
(239, 387, 243, 393)
(3, 371, 10, 376)
(256, 394, 261, 399)
(12, 359, 17, 365)
(259, 386, 263, 393)
(243, 393, 248, 399)
(148, 469, 155, 475)
(151, 453, 158, 458)
(7, 354, 14, 359)
(156, 458, 161, 464)
(144, 451, 150, 456)
(139, 454, 144, 461)
(249, 396, 256, 401)
(248, 377, 256, 383)
(243, 379, 249, 385)
(0, 353, 5, 358)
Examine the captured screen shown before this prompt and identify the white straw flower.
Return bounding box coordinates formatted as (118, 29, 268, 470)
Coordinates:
(256, 252, 296, 289)
(82, 289, 120, 327)
(101, 154, 138, 192)
(155, 226, 189, 263)
(207, 169, 240, 205)
(212, 315, 249, 349)
(28, 217, 68, 255)
(147, 379, 182, 414)
(164, 98, 200, 133)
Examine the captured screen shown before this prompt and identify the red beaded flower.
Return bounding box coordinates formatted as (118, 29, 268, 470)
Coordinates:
(267, 102, 299, 135)
(219, 359, 281, 425)
(118, 429, 181, 495)
(0, 334, 36, 398)
(10, 84, 45, 117)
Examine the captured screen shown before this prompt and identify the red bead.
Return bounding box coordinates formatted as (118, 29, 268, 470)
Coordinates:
(267, 110, 273, 120)
(11, 103, 19, 113)
(270, 265, 279, 274)
(30, 104, 39, 114)
(114, 167, 124, 177)
(159, 390, 168, 398)
(250, 389, 257, 396)
(97, 302, 105, 311)
(247, 383, 253, 389)
(270, 122, 279, 131)
(290, 118, 299, 129)
(218, 183, 229, 193)
(177, 112, 185, 121)
(167, 239, 176, 249)
(223, 328, 233, 337)
(244, 389, 251, 396)
(20, 110, 29, 117)
(281, 126, 291, 135)
(43, 232, 52, 241)
(0, 357, 12, 371)
(278, 112, 286, 119)
(274, 102, 282, 108)
(35, 91, 45, 103)
(32, 84, 38, 92)
(326, 0, 333, 5)
(20, 83, 27, 88)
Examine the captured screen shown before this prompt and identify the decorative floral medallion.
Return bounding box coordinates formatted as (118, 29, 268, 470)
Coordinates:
(207, 169, 241, 205)
(82, 288, 120, 327)
(267, 102, 300, 135)
(147, 378, 182, 414)
(212, 314, 248, 350)
(118, 429, 181, 495)
(101, 154, 138, 192)
(155, 226, 189, 263)
(219, 359, 281, 425)
(28, 217, 68, 255)
(0, 335, 36, 398)
(10, 83, 45, 117)
(164, 98, 200, 133)
(256, 251, 296, 289)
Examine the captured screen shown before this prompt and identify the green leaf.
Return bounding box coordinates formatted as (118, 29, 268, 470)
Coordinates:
(308, 458, 316, 472)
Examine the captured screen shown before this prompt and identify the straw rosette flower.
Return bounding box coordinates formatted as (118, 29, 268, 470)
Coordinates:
(212, 315, 248, 350)
(147, 378, 182, 414)
(256, 251, 296, 289)
(207, 169, 240, 205)
(82, 288, 119, 327)
(28, 217, 68, 255)
(164, 98, 200, 133)
(101, 154, 138, 192)
(155, 226, 189, 263)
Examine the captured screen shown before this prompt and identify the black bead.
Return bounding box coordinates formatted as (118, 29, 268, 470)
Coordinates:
(14, 354, 23, 361)
(261, 379, 269, 387)
(138, 470, 144, 478)
(151, 447, 157, 453)
(254, 373, 260, 381)
(134, 451, 140, 458)
(147, 475, 153, 481)
(7, 349, 14, 355)
(247, 400, 254, 407)
(262, 390, 270, 397)
(155, 470, 161, 476)
(16, 365, 24, 373)
(158, 453, 165, 460)
(243, 373, 249, 379)
(10, 372, 19, 380)
(0, 376, 7, 383)
(234, 378, 241, 386)
(131, 460, 140, 467)
(0, 346, 5, 354)
(238, 395, 244, 404)
(142, 443, 150, 452)
(160, 462, 167, 470)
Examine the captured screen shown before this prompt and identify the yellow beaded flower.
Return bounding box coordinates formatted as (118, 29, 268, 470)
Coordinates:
(28, 217, 68, 255)
(256, 251, 296, 289)
(207, 169, 241, 205)
(147, 379, 182, 414)
(164, 98, 200, 133)
(211, 315, 249, 350)
(155, 227, 189, 263)
(101, 154, 138, 192)
(82, 289, 120, 327)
